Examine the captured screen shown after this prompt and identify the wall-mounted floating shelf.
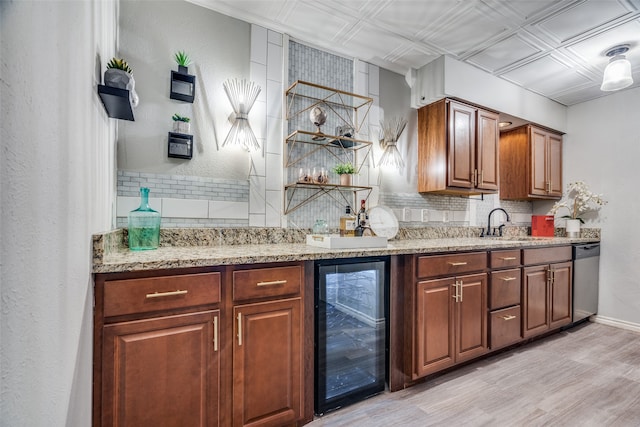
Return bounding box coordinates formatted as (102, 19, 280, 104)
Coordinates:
(170, 70, 196, 103)
(168, 132, 193, 159)
(285, 130, 372, 171)
(97, 85, 134, 121)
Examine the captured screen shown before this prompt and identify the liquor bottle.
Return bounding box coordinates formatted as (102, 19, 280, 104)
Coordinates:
(339, 205, 356, 237)
(355, 199, 367, 237)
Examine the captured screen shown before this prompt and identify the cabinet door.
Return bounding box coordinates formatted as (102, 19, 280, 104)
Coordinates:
(523, 265, 549, 338)
(476, 109, 499, 191)
(547, 133, 563, 197)
(455, 273, 488, 362)
(529, 128, 548, 196)
(549, 261, 572, 329)
(447, 101, 476, 189)
(414, 277, 455, 378)
(102, 310, 219, 427)
(233, 298, 302, 427)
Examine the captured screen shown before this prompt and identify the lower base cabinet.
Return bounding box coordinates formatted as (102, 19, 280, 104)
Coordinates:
(101, 310, 219, 427)
(523, 261, 572, 338)
(233, 298, 302, 427)
(414, 272, 488, 378)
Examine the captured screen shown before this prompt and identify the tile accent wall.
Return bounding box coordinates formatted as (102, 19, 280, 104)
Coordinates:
(116, 171, 249, 228)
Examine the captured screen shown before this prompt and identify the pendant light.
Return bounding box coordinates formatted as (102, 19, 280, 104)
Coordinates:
(601, 45, 634, 92)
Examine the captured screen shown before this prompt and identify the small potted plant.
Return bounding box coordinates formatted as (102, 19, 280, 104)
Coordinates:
(332, 162, 356, 186)
(174, 51, 192, 74)
(172, 113, 191, 134)
(104, 57, 139, 107)
(549, 181, 607, 237)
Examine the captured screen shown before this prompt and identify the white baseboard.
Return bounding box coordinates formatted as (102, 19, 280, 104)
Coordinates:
(590, 315, 640, 333)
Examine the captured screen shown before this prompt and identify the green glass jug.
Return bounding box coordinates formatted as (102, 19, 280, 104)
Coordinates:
(128, 187, 161, 250)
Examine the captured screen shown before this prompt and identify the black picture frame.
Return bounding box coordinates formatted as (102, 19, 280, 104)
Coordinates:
(167, 132, 193, 159)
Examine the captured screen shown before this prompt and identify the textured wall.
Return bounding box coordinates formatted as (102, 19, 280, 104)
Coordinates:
(551, 86, 640, 327)
(0, 1, 117, 424)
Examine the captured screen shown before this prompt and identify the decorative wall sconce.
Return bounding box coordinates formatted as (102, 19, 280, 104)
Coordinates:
(378, 117, 407, 170)
(601, 45, 634, 92)
(222, 78, 262, 151)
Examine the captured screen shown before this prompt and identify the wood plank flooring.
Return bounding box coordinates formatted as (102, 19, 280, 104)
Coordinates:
(308, 322, 640, 426)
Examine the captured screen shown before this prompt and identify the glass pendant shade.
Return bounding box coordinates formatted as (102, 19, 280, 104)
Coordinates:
(222, 79, 261, 151)
(601, 54, 633, 91)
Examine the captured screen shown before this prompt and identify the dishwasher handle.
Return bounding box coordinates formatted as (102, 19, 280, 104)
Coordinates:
(573, 244, 600, 260)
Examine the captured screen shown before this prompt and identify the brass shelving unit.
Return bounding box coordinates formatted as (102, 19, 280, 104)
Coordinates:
(284, 81, 374, 214)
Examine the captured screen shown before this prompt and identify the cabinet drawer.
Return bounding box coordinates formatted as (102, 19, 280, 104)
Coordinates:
(490, 250, 521, 269)
(233, 265, 302, 301)
(523, 246, 571, 265)
(104, 272, 221, 317)
(490, 306, 522, 349)
(417, 252, 486, 279)
(490, 269, 521, 309)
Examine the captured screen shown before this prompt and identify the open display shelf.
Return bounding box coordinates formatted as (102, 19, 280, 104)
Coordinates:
(284, 81, 374, 214)
(284, 182, 372, 215)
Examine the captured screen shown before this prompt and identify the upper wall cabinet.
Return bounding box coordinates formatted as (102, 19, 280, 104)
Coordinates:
(418, 98, 499, 195)
(499, 125, 563, 200)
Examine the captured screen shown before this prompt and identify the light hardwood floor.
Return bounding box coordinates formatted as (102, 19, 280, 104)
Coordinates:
(309, 322, 640, 426)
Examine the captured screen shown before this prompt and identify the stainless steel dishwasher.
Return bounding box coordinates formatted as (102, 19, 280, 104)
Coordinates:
(572, 243, 600, 323)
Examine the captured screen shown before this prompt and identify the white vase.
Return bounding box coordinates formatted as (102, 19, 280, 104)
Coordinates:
(565, 219, 581, 238)
(173, 121, 191, 134)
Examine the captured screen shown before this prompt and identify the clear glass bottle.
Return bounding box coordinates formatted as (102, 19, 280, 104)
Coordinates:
(128, 187, 161, 250)
(339, 205, 356, 237)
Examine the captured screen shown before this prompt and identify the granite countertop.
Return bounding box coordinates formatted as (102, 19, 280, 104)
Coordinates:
(92, 227, 600, 274)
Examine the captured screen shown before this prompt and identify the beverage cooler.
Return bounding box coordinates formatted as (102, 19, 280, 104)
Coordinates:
(314, 256, 389, 415)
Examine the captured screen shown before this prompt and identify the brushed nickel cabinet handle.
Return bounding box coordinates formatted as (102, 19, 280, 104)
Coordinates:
(237, 313, 242, 346)
(501, 276, 517, 282)
(213, 316, 218, 352)
(257, 280, 287, 286)
(145, 290, 188, 299)
(499, 257, 517, 261)
(448, 262, 468, 266)
(501, 315, 516, 321)
(479, 170, 483, 186)
(451, 282, 459, 302)
(459, 280, 463, 302)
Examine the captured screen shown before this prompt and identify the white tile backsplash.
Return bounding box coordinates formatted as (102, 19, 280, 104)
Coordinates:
(209, 201, 249, 219)
(162, 198, 208, 218)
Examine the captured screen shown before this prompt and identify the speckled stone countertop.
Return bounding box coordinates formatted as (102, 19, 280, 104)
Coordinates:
(92, 226, 600, 274)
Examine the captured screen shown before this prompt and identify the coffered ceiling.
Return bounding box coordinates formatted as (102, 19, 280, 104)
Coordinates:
(191, 0, 640, 106)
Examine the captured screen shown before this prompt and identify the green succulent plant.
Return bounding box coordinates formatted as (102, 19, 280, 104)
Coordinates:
(172, 113, 191, 123)
(106, 57, 132, 73)
(174, 51, 192, 67)
(332, 162, 356, 175)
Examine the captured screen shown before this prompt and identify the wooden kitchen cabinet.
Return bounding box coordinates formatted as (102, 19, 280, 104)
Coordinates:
(102, 310, 220, 427)
(233, 298, 302, 427)
(94, 271, 222, 427)
(488, 249, 522, 350)
(522, 247, 572, 338)
(231, 263, 305, 427)
(95, 263, 310, 427)
(418, 98, 499, 195)
(413, 252, 488, 379)
(500, 124, 563, 200)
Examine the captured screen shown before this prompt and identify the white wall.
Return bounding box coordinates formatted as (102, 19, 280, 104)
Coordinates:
(561, 86, 640, 326)
(118, 0, 251, 180)
(0, 1, 117, 424)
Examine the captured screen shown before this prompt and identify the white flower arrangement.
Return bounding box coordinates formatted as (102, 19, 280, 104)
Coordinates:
(549, 181, 607, 223)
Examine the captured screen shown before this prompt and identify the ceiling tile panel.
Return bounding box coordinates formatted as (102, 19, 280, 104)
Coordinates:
(501, 55, 594, 95)
(467, 34, 543, 72)
(284, 2, 352, 42)
(372, 0, 461, 39)
(341, 22, 413, 61)
(502, 0, 566, 20)
(567, 19, 640, 71)
(535, 0, 631, 43)
(422, 5, 511, 55)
